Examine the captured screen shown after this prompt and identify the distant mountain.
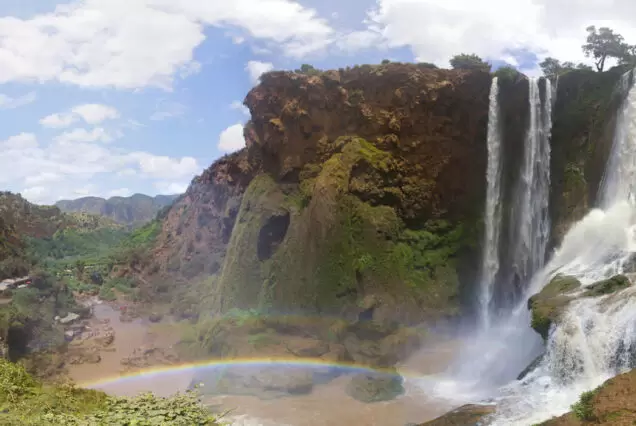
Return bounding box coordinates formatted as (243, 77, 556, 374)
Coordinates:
(55, 193, 180, 228)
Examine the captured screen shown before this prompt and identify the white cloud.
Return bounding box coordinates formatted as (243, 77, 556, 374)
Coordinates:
(71, 104, 120, 124)
(0, 132, 200, 204)
(40, 104, 120, 128)
(155, 181, 189, 194)
(364, 0, 636, 68)
(40, 113, 77, 129)
(218, 123, 245, 153)
(55, 128, 114, 144)
(108, 188, 132, 197)
(246, 60, 274, 84)
(0, 92, 36, 109)
(230, 100, 250, 117)
(0, 0, 333, 90)
(150, 101, 187, 121)
(130, 153, 201, 180)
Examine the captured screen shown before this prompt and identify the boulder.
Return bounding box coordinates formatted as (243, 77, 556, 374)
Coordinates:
(148, 313, 163, 323)
(345, 371, 404, 403)
(196, 366, 315, 399)
(528, 275, 581, 340)
(417, 404, 496, 426)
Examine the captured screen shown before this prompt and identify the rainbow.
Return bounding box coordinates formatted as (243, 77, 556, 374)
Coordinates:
(80, 357, 424, 389)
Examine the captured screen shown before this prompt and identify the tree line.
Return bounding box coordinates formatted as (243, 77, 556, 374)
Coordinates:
(450, 26, 636, 79)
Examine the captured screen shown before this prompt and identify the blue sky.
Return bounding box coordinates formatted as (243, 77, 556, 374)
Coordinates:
(0, 0, 634, 204)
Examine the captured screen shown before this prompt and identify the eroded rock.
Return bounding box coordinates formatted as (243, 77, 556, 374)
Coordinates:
(345, 371, 404, 403)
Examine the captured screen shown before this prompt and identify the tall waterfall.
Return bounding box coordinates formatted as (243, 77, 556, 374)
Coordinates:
(479, 76, 503, 328)
(489, 69, 636, 425)
(434, 78, 555, 394)
(509, 78, 552, 300)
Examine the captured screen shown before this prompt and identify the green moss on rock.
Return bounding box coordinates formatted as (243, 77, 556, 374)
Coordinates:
(583, 275, 631, 297)
(528, 275, 581, 340)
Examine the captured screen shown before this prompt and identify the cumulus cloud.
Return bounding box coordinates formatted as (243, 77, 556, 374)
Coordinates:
(363, 0, 636, 68)
(246, 61, 274, 84)
(0, 0, 333, 89)
(54, 128, 114, 144)
(218, 124, 246, 153)
(0, 132, 200, 204)
(0, 92, 36, 109)
(71, 104, 120, 124)
(40, 104, 120, 128)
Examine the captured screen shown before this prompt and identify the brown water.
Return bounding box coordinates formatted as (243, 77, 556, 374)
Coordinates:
(69, 303, 459, 426)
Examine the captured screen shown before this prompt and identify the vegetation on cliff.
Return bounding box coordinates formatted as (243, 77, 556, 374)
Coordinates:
(538, 368, 636, 425)
(0, 359, 223, 425)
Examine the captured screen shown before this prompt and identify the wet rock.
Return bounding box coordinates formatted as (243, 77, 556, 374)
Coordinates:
(68, 348, 101, 365)
(517, 354, 544, 380)
(528, 275, 580, 340)
(286, 339, 330, 357)
(418, 404, 496, 426)
(58, 312, 80, 325)
(583, 274, 631, 297)
(148, 313, 163, 323)
(345, 371, 404, 403)
(199, 366, 314, 399)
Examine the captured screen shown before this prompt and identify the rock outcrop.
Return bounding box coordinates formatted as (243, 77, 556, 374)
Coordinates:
(148, 63, 493, 325)
(529, 274, 631, 340)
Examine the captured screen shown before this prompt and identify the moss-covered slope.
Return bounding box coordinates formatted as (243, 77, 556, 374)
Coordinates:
(149, 63, 492, 324)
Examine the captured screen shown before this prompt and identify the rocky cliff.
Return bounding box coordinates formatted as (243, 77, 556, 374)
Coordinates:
(56, 193, 179, 228)
(144, 63, 626, 329)
(148, 63, 493, 325)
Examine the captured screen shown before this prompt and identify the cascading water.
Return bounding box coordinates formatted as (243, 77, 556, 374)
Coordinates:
(508, 78, 552, 303)
(489, 69, 636, 425)
(423, 78, 555, 397)
(479, 76, 503, 328)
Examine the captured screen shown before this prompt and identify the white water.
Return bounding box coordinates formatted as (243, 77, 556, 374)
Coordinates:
(419, 73, 636, 425)
(510, 78, 552, 293)
(491, 71, 636, 424)
(479, 76, 503, 328)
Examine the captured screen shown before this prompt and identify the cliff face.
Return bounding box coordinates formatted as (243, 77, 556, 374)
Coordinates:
(149, 63, 491, 324)
(549, 67, 628, 245)
(56, 194, 179, 228)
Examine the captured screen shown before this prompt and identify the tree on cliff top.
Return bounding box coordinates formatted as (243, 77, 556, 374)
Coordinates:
(539, 57, 593, 79)
(449, 54, 492, 72)
(582, 26, 631, 72)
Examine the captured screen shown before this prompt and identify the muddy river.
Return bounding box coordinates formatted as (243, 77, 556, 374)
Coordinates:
(68, 303, 460, 426)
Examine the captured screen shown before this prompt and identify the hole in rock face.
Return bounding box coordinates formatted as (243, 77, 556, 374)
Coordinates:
(257, 212, 291, 261)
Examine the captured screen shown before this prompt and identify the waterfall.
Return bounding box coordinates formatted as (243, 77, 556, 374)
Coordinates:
(479, 76, 503, 328)
(429, 78, 555, 395)
(489, 70, 636, 425)
(509, 78, 552, 299)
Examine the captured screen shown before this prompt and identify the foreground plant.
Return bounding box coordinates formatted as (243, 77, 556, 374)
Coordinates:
(0, 359, 224, 425)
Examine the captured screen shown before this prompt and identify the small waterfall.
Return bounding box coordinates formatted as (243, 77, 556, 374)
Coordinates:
(509, 78, 552, 298)
(479, 76, 503, 328)
(489, 69, 636, 425)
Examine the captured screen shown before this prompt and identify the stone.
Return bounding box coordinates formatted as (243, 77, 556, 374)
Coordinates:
(148, 313, 163, 323)
(417, 404, 496, 426)
(345, 371, 405, 403)
(58, 312, 80, 325)
(196, 366, 315, 399)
